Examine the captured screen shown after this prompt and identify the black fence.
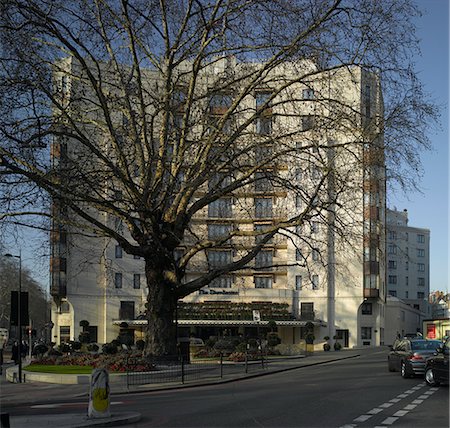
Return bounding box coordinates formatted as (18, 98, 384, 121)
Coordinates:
(126, 352, 269, 388)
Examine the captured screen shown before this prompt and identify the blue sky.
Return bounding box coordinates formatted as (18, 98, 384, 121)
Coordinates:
(389, 0, 449, 292)
(5, 0, 449, 295)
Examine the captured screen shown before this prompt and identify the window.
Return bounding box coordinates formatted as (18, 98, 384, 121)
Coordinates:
(405, 276, 409, 286)
(388, 290, 397, 297)
(302, 88, 314, 100)
(295, 225, 302, 235)
(417, 234, 425, 243)
(255, 116, 272, 135)
(311, 166, 320, 180)
(300, 302, 314, 318)
(254, 276, 273, 289)
(388, 275, 397, 284)
(114, 272, 123, 289)
(312, 275, 319, 290)
(295, 168, 302, 182)
(295, 275, 302, 290)
(210, 93, 232, 109)
(115, 245, 123, 258)
(418, 263, 425, 272)
(388, 260, 397, 269)
(388, 231, 397, 240)
(133, 274, 141, 289)
(255, 198, 273, 218)
(406, 232, 409, 241)
(208, 224, 232, 240)
(255, 171, 273, 191)
(417, 292, 425, 299)
(255, 250, 273, 271)
(208, 198, 232, 218)
(301, 115, 315, 131)
(114, 218, 124, 233)
(418, 277, 425, 287)
(60, 301, 70, 313)
(295, 195, 302, 209)
(388, 244, 397, 255)
(210, 276, 232, 288)
(295, 248, 303, 261)
(361, 302, 372, 315)
(405, 291, 409, 298)
(311, 222, 319, 234)
(254, 223, 272, 244)
(312, 248, 320, 261)
(405, 261, 409, 271)
(208, 250, 232, 268)
(119, 301, 135, 320)
(60, 326, 70, 343)
(417, 248, 425, 257)
(208, 173, 232, 191)
(361, 327, 372, 340)
(255, 92, 271, 109)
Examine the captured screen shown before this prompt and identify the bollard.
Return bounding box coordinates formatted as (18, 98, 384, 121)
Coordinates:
(0, 413, 10, 428)
(88, 368, 110, 419)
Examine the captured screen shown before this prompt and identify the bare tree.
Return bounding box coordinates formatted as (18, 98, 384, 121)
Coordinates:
(0, 0, 438, 355)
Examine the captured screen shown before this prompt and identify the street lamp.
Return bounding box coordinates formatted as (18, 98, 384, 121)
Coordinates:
(5, 251, 22, 383)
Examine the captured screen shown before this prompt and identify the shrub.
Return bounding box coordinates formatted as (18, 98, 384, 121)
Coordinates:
(58, 343, 71, 353)
(70, 341, 82, 351)
(102, 342, 118, 355)
(235, 342, 247, 353)
(205, 338, 217, 349)
(305, 334, 315, 345)
(135, 340, 145, 351)
(87, 343, 99, 352)
(79, 320, 90, 329)
(32, 343, 48, 357)
(79, 331, 91, 344)
(267, 333, 281, 347)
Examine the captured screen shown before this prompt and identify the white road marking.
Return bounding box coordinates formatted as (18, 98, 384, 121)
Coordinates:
(368, 408, 384, 415)
(397, 393, 408, 398)
(389, 398, 401, 403)
(403, 404, 417, 410)
(379, 402, 393, 408)
(393, 410, 409, 417)
(381, 416, 399, 425)
(418, 394, 430, 399)
(412, 399, 424, 404)
(353, 415, 372, 422)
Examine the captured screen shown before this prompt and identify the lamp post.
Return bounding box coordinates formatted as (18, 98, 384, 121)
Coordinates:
(5, 251, 22, 383)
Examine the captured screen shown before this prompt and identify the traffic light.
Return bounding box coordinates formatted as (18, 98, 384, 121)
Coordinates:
(10, 291, 29, 326)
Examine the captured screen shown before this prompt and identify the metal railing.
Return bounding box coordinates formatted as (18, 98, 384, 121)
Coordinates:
(126, 352, 269, 388)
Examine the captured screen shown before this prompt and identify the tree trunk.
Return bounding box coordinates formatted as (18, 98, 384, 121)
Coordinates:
(144, 258, 178, 356)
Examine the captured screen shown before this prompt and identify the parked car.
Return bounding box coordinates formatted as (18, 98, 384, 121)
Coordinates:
(424, 337, 449, 386)
(388, 338, 442, 378)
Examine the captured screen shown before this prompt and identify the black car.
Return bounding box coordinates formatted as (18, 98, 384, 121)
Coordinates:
(388, 338, 442, 378)
(424, 337, 449, 386)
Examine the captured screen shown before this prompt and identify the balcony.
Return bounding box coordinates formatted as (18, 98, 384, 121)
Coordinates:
(364, 288, 379, 298)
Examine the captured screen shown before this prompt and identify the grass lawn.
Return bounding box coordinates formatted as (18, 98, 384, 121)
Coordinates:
(24, 365, 93, 374)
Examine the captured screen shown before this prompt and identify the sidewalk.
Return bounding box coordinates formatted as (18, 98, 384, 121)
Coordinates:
(2, 349, 364, 427)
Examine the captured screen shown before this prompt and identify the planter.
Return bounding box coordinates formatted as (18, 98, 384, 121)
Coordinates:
(323, 343, 331, 351)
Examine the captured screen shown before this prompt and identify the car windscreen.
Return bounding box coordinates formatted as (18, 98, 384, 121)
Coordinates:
(411, 340, 441, 351)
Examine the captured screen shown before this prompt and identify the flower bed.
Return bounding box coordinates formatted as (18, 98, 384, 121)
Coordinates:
(30, 352, 155, 373)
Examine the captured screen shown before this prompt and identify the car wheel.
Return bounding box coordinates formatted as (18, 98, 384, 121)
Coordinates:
(401, 361, 410, 378)
(425, 367, 440, 387)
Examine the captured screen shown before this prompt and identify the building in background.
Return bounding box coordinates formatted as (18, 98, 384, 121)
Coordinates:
(385, 295, 422, 345)
(386, 209, 430, 320)
(50, 58, 386, 349)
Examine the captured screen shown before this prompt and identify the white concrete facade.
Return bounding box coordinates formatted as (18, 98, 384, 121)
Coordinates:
(50, 59, 386, 349)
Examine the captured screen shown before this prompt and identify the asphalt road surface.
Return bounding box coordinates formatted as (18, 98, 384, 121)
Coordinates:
(2, 348, 448, 427)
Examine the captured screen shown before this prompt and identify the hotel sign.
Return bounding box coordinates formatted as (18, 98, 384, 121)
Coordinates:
(199, 289, 239, 295)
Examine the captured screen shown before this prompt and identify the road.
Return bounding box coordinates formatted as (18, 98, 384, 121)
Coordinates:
(2, 348, 448, 427)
